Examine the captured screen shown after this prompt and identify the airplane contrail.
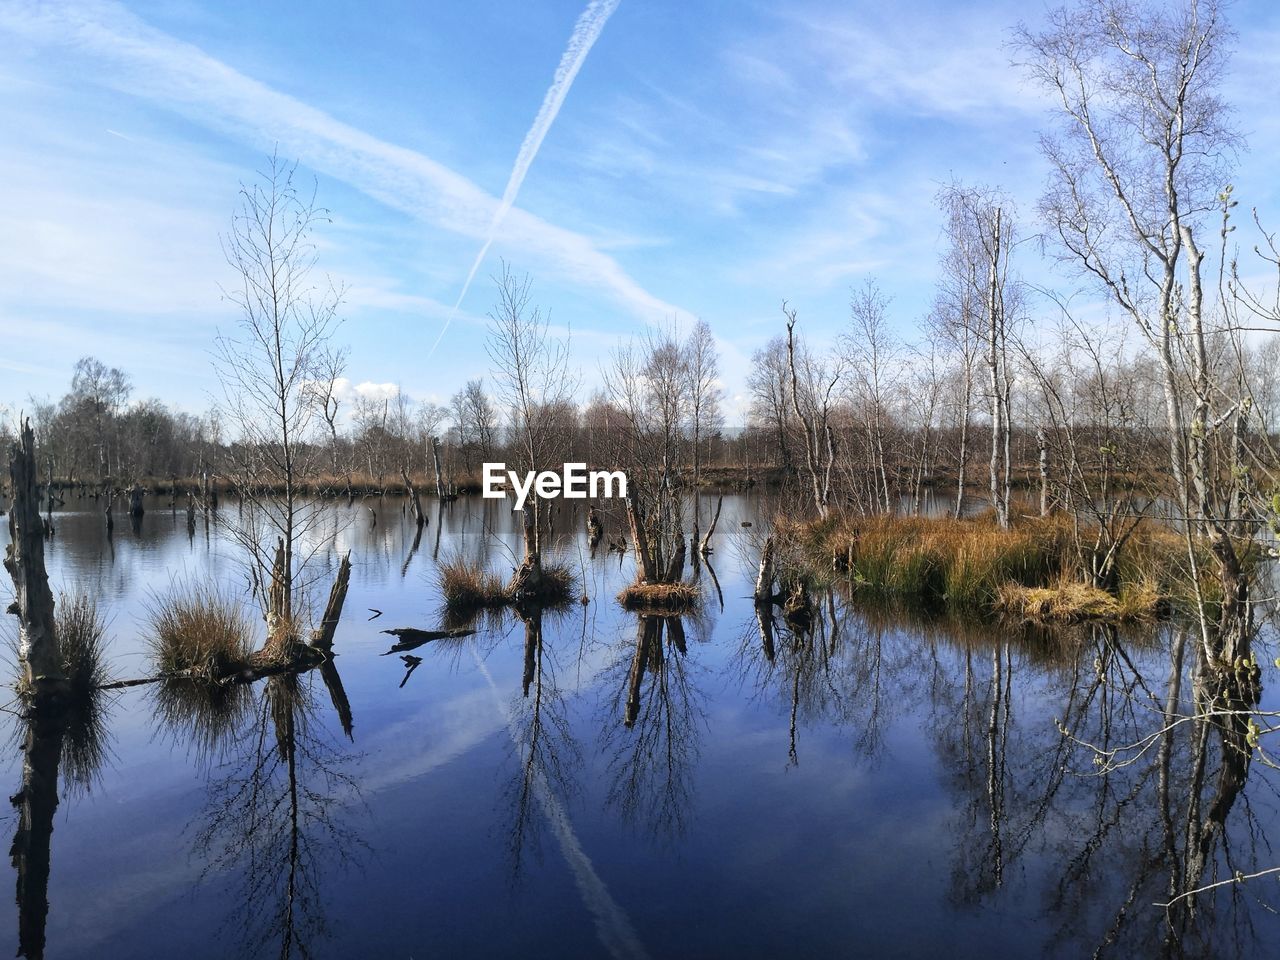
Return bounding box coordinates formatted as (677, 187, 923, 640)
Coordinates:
(427, 0, 623, 358)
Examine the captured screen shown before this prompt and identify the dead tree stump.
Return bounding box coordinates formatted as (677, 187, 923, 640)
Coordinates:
(4, 421, 68, 701)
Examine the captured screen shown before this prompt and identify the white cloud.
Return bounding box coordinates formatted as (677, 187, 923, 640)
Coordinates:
(0, 0, 688, 326)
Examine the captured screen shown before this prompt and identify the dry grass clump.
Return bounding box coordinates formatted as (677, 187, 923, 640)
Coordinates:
(440, 557, 579, 612)
(147, 585, 255, 677)
(792, 513, 1069, 609)
(55, 593, 111, 695)
(526, 560, 576, 605)
(617, 581, 699, 613)
(996, 578, 1163, 624)
(439, 559, 510, 611)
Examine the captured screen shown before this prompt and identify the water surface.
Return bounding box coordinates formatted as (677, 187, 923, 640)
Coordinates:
(1, 492, 1277, 959)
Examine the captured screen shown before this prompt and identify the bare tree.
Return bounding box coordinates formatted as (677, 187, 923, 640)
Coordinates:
(1017, 0, 1245, 652)
(486, 263, 575, 590)
(785, 304, 843, 517)
(842, 281, 898, 514)
(213, 153, 344, 641)
(684, 320, 722, 488)
(747, 336, 794, 474)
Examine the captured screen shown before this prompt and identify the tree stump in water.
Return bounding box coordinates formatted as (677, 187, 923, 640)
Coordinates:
(754, 537, 776, 605)
(587, 506, 603, 550)
(3, 421, 68, 702)
(128, 483, 144, 518)
(401, 467, 425, 530)
(310, 552, 352, 650)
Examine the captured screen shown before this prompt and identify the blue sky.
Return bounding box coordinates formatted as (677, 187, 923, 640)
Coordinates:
(2, 0, 1279, 424)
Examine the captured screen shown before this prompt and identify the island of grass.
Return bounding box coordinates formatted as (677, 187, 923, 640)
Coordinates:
(779, 512, 1201, 624)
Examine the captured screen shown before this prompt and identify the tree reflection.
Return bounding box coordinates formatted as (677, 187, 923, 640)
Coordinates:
(929, 619, 1270, 958)
(162, 664, 363, 959)
(8, 688, 111, 959)
(601, 614, 705, 844)
(505, 603, 583, 878)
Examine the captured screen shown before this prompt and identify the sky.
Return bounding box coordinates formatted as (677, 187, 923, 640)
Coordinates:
(2, 0, 1279, 424)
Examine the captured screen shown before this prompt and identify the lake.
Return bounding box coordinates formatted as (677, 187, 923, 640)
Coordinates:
(1, 491, 1277, 959)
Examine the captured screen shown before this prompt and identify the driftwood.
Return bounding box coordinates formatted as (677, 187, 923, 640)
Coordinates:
(4, 421, 67, 701)
(380, 626, 475, 655)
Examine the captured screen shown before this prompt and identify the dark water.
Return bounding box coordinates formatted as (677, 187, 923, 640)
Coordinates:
(1, 493, 1279, 959)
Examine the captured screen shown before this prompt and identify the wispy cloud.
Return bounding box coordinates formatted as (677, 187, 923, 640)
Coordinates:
(0, 0, 680, 325)
(433, 0, 624, 357)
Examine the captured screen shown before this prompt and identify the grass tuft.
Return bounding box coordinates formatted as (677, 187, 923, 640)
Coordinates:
(439, 559, 509, 611)
(56, 593, 111, 695)
(617, 581, 699, 613)
(782, 511, 1184, 621)
(146, 585, 255, 678)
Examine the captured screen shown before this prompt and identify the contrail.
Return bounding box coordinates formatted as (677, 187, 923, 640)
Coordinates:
(427, 0, 622, 358)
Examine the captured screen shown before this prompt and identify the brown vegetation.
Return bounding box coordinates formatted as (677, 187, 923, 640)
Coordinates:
(616, 581, 699, 613)
(146, 586, 256, 678)
(438, 557, 576, 613)
(784, 511, 1187, 620)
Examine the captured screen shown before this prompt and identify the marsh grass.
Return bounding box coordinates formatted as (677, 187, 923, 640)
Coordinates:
(439, 557, 578, 612)
(439, 560, 509, 611)
(617, 581, 699, 613)
(147, 585, 256, 677)
(55, 593, 111, 695)
(528, 560, 576, 605)
(996, 578, 1163, 624)
(785, 512, 1185, 619)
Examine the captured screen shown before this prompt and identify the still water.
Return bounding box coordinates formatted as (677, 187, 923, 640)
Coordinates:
(1, 493, 1278, 959)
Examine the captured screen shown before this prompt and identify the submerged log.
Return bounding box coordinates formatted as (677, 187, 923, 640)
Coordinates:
(4, 421, 68, 701)
(380, 626, 476, 655)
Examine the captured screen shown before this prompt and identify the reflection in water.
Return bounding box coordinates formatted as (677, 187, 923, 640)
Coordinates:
(6, 494, 1280, 958)
(11, 709, 64, 960)
(506, 604, 582, 876)
(9, 685, 112, 960)
(602, 615, 704, 843)
(164, 665, 363, 959)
